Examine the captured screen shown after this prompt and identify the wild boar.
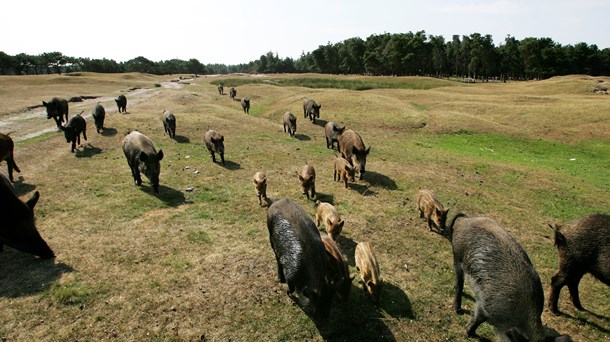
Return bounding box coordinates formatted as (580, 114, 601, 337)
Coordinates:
(252, 171, 268, 206)
(267, 198, 333, 320)
(417, 189, 449, 233)
(355, 241, 383, 304)
(60, 114, 87, 153)
(122, 131, 164, 194)
(548, 214, 610, 315)
(339, 129, 370, 180)
(444, 214, 571, 341)
(115, 95, 127, 113)
(303, 99, 321, 123)
(229, 87, 237, 100)
(0, 133, 21, 182)
(241, 97, 250, 114)
(217, 84, 224, 95)
(321, 235, 353, 301)
(298, 164, 316, 200)
(283, 111, 297, 137)
(316, 200, 344, 241)
(204, 129, 225, 166)
(162, 110, 176, 139)
(42, 97, 69, 129)
(333, 154, 356, 189)
(92, 102, 105, 133)
(324, 121, 345, 150)
(0, 172, 54, 259)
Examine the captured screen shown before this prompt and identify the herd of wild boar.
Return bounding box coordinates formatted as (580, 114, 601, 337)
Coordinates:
(0, 82, 608, 341)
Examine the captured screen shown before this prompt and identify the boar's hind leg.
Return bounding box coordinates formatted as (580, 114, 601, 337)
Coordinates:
(453, 262, 465, 313)
(466, 304, 487, 337)
(567, 273, 585, 310)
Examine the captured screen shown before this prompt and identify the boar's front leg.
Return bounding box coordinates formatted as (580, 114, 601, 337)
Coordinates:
(210, 151, 217, 163)
(466, 304, 487, 337)
(453, 260, 465, 313)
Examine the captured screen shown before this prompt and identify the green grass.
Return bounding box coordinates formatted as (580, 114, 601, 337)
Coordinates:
(211, 76, 458, 90)
(44, 280, 96, 306)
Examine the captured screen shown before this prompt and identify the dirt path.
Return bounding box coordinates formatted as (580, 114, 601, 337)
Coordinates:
(0, 78, 192, 142)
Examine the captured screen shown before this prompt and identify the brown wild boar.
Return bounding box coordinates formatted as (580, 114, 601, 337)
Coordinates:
(229, 87, 237, 100)
(321, 235, 353, 301)
(333, 154, 356, 189)
(355, 241, 383, 304)
(283, 111, 297, 137)
(339, 129, 370, 180)
(162, 110, 176, 138)
(0, 133, 21, 182)
(0, 172, 54, 259)
(303, 99, 321, 123)
(241, 97, 250, 114)
(443, 214, 571, 341)
(548, 214, 610, 315)
(324, 121, 345, 150)
(316, 200, 344, 241)
(217, 84, 224, 95)
(417, 189, 449, 233)
(204, 129, 225, 166)
(252, 171, 268, 206)
(298, 164, 316, 200)
(122, 131, 164, 194)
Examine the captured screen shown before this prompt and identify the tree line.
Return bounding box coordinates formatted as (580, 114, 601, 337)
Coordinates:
(1, 31, 609, 80)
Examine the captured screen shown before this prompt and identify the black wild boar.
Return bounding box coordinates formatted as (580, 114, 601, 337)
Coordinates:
(0, 172, 54, 259)
(253, 171, 267, 206)
(417, 189, 449, 233)
(204, 129, 225, 166)
(303, 99, 321, 123)
(338, 129, 370, 180)
(324, 121, 345, 150)
(298, 164, 316, 200)
(115, 95, 127, 113)
(333, 154, 355, 189)
(0, 133, 21, 182)
(267, 198, 333, 320)
(162, 110, 176, 138)
(60, 114, 87, 153)
(229, 87, 237, 100)
(92, 102, 105, 133)
(321, 235, 353, 301)
(122, 131, 164, 193)
(217, 84, 224, 95)
(241, 97, 250, 114)
(42, 97, 69, 129)
(548, 214, 610, 315)
(283, 111, 297, 137)
(444, 214, 571, 341)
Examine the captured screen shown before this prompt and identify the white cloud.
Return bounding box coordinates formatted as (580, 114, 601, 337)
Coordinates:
(435, 0, 521, 14)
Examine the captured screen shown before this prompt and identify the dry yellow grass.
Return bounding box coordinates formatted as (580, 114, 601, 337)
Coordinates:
(0, 73, 608, 341)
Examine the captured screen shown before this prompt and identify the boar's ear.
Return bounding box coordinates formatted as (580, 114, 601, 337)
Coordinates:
(316, 200, 321, 206)
(42, 101, 48, 107)
(140, 153, 148, 163)
(327, 218, 333, 227)
(298, 175, 304, 182)
(365, 146, 371, 155)
(220, 135, 224, 143)
(338, 220, 345, 229)
(252, 178, 258, 185)
(553, 226, 566, 247)
(26, 191, 40, 209)
(157, 150, 164, 161)
(352, 146, 359, 155)
(366, 280, 374, 290)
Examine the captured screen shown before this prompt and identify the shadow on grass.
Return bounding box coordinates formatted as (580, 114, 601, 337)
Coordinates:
(312, 118, 328, 128)
(100, 127, 117, 137)
(155, 185, 187, 207)
(381, 282, 415, 319)
(337, 236, 358, 266)
(365, 171, 398, 190)
(0, 249, 74, 298)
(313, 191, 334, 204)
(75, 144, 102, 158)
(294, 133, 310, 141)
(11, 177, 36, 197)
(349, 183, 378, 197)
(224, 160, 241, 170)
(556, 310, 610, 335)
(174, 135, 190, 144)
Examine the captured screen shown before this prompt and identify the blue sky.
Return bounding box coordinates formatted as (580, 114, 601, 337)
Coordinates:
(2, 0, 609, 65)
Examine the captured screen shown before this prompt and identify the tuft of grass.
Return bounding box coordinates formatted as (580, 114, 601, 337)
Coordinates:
(45, 280, 95, 306)
(187, 228, 212, 244)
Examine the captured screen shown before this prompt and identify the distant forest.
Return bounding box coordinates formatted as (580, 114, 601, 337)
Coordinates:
(1, 31, 609, 80)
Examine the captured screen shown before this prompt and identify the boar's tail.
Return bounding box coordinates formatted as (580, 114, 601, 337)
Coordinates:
(76, 110, 84, 116)
(5, 131, 15, 136)
(442, 212, 467, 241)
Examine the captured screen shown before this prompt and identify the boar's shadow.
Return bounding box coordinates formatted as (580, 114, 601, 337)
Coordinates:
(150, 185, 186, 207)
(380, 282, 414, 319)
(312, 118, 328, 128)
(11, 178, 36, 197)
(101, 127, 117, 137)
(558, 311, 609, 335)
(223, 160, 241, 170)
(0, 249, 74, 298)
(294, 133, 310, 141)
(316, 284, 396, 341)
(75, 144, 102, 158)
(349, 183, 378, 197)
(174, 135, 190, 144)
(337, 236, 358, 266)
(365, 171, 398, 190)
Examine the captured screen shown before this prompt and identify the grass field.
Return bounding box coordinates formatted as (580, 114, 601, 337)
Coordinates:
(0, 72, 608, 341)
